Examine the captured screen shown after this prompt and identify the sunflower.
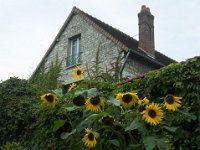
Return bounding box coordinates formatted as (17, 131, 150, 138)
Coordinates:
(85, 96, 104, 112)
(40, 93, 57, 106)
(141, 103, 163, 126)
(82, 128, 97, 148)
(67, 82, 77, 92)
(164, 95, 182, 111)
(72, 95, 85, 106)
(138, 97, 149, 105)
(102, 116, 114, 126)
(73, 66, 84, 79)
(116, 92, 138, 107)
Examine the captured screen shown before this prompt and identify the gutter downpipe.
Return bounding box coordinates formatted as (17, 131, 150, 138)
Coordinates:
(118, 49, 130, 82)
(118, 48, 165, 82)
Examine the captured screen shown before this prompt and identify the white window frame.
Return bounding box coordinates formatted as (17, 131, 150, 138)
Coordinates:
(70, 37, 80, 58)
(66, 36, 81, 67)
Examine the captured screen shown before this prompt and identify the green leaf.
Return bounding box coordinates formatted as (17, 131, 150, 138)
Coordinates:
(108, 139, 120, 147)
(143, 136, 168, 150)
(81, 112, 109, 125)
(86, 88, 97, 97)
(60, 129, 76, 140)
(125, 116, 141, 131)
(143, 136, 157, 150)
(163, 126, 178, 132)
(52, 119, 66, 132)
(124, 111, 137, 119)
(127, 144, 142, 150)
(108, 97, 120, 106)
(74, 90, 87, 97)
(65, 107, 76, 111)
(53, 88, 63, 97)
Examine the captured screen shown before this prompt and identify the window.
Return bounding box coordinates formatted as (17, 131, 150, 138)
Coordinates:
(66, 35, 81, 67)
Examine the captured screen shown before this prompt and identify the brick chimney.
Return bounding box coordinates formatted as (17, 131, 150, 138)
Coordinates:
(138, 5, 155, 57)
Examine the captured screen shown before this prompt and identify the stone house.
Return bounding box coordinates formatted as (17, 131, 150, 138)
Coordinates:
(32, 5, 176, 85)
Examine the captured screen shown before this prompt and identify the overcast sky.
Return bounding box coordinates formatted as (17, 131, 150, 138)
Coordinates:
(0, 0, 200, 81)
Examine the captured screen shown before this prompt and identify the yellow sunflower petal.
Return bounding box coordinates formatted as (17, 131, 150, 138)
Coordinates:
(116, 93, 123, 100)
(67, 82, 77, 92)
(73, 66, 84, 79)
(117, 92, 138, 107)
(138, 99, 143, 105)
(164, 95, 182, 111)
(141, 103, 163, 126)
(40, 93, 57, 107)
(143, 97, 149, 104)
(85, 96, 104, 112)
(82, 128, 97, 148)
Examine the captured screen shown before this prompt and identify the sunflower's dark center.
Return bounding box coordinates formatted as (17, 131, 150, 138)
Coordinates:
(122, 94, 132, 103)
(166, 96, 174, 104)
(73, 95, 85, 106)
(90, 97, 100, 105)
(45, 94, 54, 102)
(148, 110, 156, 118)
(102, 116, 114, 126)
(77, 70, 82, 75)
(88, 133, 94, 141)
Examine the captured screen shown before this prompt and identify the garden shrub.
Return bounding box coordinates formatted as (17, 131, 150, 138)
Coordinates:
(1, 56, 200, 150)
(0, 77, 39, 147)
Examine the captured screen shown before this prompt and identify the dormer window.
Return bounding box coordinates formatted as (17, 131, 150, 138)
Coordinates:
(66, 35, 81, 67)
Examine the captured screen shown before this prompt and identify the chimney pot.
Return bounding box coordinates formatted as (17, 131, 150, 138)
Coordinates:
(141, 5, 146, 12)
(146, 7, 150, 12)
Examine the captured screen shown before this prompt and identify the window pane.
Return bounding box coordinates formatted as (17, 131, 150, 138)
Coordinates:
(67, 36, 81, 67)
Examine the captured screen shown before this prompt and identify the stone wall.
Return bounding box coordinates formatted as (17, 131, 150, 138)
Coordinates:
(123, 56, 155, 79)
(43, 13, 156, 85)
(44, 14, 123, 85)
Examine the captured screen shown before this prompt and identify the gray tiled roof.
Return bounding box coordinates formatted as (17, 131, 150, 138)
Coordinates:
(75, 7, 176, 66)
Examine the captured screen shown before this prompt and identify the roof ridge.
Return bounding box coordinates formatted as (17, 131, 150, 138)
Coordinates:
(79, 7, 138, 42)
(73, 6, 138, 51)
(155, 50, 177, 62)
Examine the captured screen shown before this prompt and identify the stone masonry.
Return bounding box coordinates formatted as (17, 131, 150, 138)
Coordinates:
(43, 13, 156, 85)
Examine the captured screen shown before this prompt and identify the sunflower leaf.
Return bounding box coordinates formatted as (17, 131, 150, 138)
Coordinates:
(143, 136, 157, 150)
(125, 116, 141, 131)
(81, 112, 109, 125)
(86, 88, 97, 97)
(143, 136, 168, 150)
(60, 129, 76, 140)
(74, 90, 87, 97)
(108, 97, 120, 106)
(163, 126, 179, 132)
(63, 106, 77, 112)
(52, 119, 66, 132)
(53, 88, 63, 97)
(108, 139, 120, 147)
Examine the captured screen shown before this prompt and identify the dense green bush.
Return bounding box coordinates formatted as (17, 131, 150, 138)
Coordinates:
(1, 56, 200, 150)
(0, 77, 39, 147)
(123, 56, 200, 149)
(1, 142, 25, 150)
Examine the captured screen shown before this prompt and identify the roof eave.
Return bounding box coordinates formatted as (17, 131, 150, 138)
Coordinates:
(129, 48, 165, 68)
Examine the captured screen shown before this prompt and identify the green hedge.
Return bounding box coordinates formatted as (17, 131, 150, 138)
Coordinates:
(1, 56, 200, 150)
(0, 78, 39, 146)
